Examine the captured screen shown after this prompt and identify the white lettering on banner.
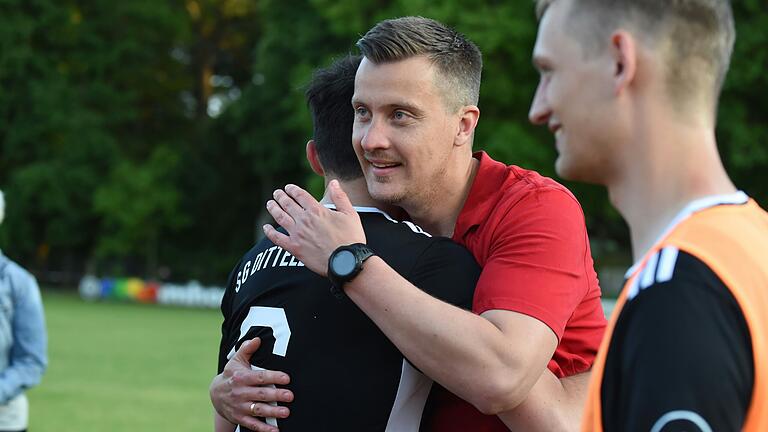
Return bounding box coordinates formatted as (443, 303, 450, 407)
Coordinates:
(79, 275, 225, 308)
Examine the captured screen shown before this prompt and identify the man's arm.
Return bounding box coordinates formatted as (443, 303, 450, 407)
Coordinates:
(0, 269, 47, 404)
(338, 255, 557, 413)
(210, 338, 293, 432)
(500, 370, 590, 431)
(264, 182, 586, 418)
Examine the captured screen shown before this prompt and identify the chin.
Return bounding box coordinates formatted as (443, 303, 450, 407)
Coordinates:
(556, 156, 583, 181)
(556, 159, 605, 185)
(369, 185, 406, 205)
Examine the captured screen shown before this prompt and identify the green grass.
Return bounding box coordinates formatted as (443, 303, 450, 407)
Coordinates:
(27, 290, 222, 431)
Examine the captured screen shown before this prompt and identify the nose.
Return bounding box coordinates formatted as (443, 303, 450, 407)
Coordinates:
(358, 117, 390, 153)
(528, 80, 551, 126)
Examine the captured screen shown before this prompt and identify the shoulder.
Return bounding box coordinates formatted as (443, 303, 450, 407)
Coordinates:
(619, 247, 751, 363)
(362, 212, 436, 256)
(2, 257, 38, 290)
(418, 236, 479, 268)
(500, 167, 584, 216)
(627, 247, 735, 304)
(0, 257, 41, 306)
(374, 217, 477, 268)
(360, 211, 431, 236)
(489, 176, 589, 253)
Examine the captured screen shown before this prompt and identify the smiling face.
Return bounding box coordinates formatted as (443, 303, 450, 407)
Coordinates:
(351, 56, 462, 210)
(529, 0, 622, 184)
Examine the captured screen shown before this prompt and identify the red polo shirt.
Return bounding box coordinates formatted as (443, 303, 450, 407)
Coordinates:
(422, 152, 606, 431)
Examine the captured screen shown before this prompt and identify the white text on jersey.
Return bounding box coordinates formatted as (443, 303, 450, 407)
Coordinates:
(236, 246, 305, 292)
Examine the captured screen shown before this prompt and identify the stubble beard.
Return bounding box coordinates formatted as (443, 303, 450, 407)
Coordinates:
(367, 175, 408, 206)
(366, 161, 450, 218)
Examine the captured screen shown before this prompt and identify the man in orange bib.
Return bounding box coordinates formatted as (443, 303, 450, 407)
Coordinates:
(529, 0, 767, 431)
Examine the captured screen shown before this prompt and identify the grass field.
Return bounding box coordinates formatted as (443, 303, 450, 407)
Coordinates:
(27, 290, 222, 431)
(25, 291, 619, 431)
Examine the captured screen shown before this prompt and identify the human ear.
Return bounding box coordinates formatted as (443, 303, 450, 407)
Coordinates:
(306, 139, 325, 176)
(455, 105, 480, 147)
(610, 31, 637, 96)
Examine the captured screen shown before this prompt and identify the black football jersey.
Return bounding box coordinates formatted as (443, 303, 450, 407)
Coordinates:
(218, 207, 480, 431)
(601, 249, 754, 432)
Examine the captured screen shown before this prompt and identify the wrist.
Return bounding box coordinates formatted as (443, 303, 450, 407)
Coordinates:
(327, 243, 376, 298)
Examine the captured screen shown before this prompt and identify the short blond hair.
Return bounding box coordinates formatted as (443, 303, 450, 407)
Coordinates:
(357, 16, 483, 111)
(535, 0, 735, 110)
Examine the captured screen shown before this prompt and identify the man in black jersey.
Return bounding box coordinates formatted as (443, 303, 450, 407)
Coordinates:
(212, 55, 479, 432)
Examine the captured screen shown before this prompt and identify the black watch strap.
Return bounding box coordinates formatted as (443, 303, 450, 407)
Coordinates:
(328, 243, 375, 299)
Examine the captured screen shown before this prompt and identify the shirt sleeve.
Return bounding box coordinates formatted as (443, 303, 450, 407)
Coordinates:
(604, 251, 753, 432)
(473, 187, 594, 340)
(407, 238, 480, 310)
(0, 267, 47, 404)
(217, 261, 240, 374)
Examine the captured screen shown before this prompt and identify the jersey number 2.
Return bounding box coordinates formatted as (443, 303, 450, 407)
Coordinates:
(231, 306, 292, 429)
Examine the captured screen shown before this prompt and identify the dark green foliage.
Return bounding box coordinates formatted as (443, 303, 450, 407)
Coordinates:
(1, 0, 765, 283)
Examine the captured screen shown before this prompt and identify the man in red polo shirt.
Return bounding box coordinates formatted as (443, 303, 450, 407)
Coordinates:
(258, 17, 606, 431)
(211, 16, 607, 431)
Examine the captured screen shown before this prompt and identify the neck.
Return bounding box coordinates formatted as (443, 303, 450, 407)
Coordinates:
(608, 107, 736, 260)
(320, 176, 405, 219)
(407, 153, 479, 237)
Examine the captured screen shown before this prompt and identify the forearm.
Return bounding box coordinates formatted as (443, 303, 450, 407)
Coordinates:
(498, 370, 589, 432)
(345, 257, 538, 413)
(0, 358, 45, 403)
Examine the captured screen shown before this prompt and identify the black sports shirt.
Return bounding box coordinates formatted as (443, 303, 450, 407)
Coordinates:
(601, 248, 754, 431)
(217, 207, 480, 432)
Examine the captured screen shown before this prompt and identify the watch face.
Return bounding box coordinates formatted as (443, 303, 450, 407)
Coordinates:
(331, 250, 357, 277)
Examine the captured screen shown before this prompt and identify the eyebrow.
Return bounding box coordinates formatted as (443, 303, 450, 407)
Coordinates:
(351, 98, 425, 117)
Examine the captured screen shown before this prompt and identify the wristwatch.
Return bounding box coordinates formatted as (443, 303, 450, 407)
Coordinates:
(327, 243, 375, 298)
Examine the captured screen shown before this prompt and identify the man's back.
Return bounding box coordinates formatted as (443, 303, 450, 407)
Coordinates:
(218, 207, 479, 431)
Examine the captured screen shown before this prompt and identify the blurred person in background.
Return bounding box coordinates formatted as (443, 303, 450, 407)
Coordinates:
(0, 190, 48, 432)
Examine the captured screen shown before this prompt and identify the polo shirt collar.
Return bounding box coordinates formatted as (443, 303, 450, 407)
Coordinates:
(453, 151, 510, 240)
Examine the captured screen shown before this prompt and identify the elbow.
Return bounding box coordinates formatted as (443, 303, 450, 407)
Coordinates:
(21, 356, 47, 387)
(26, 364, 46, 388)
(470, 375, 528, 415)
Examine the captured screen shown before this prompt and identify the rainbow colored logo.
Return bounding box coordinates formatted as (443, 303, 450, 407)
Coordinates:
(79, 275, 224, 308)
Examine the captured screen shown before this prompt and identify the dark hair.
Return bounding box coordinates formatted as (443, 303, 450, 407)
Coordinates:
(305, 55, 363, 181)
(357, 16, 482, 110)
(536, 0, 735, 110)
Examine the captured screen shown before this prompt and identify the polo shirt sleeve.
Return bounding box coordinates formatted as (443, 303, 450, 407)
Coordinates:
(472, 187, 593, 340)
